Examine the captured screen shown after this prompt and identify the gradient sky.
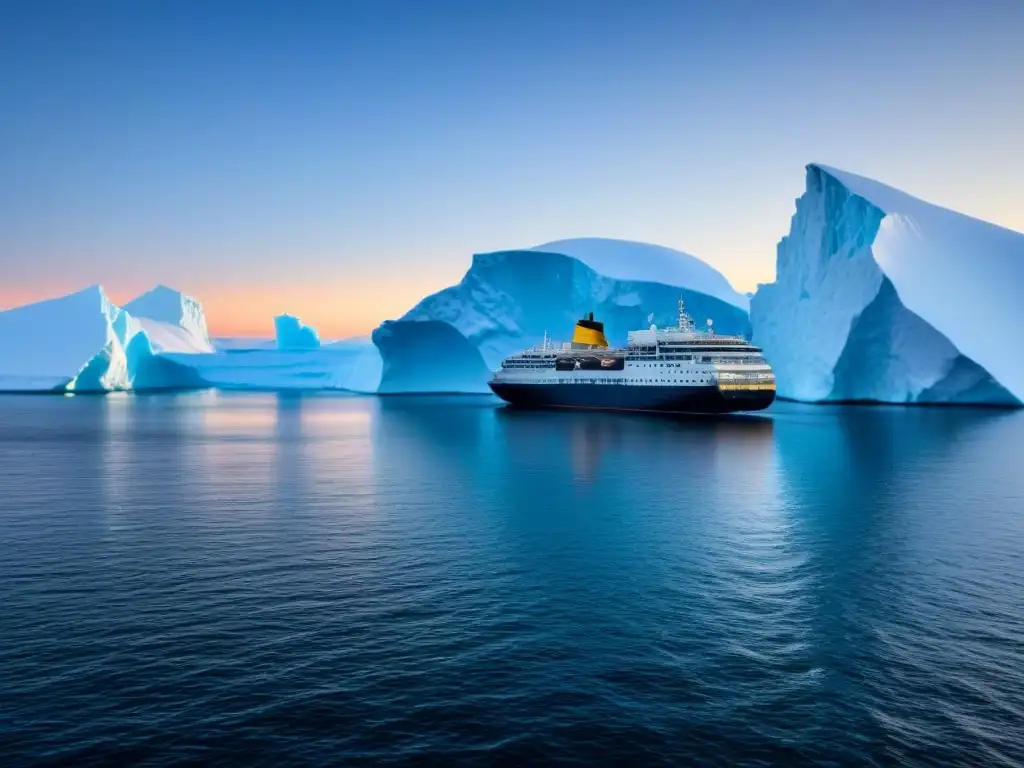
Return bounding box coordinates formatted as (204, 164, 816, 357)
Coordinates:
(2, 0, 1022, 337)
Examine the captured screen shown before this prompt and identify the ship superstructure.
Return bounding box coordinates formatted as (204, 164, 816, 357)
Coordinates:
(489, 299, 775, 414)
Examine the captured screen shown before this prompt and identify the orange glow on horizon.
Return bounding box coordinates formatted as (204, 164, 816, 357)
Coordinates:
(0, 261, 779, 338)
(168, 278, 453, 339)
(0, 276, 457, 340)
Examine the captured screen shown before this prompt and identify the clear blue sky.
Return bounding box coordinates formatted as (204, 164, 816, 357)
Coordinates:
(1, 0, 1022, 335)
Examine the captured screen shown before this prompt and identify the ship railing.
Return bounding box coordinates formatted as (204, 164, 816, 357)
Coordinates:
(523, 340, 576, 352)
(715, 371, 776, 383)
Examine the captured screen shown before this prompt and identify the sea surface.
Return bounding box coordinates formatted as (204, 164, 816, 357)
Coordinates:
(2, 392, 1023, 766)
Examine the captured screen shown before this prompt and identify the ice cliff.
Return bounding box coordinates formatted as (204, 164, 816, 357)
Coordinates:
(0, 286, 204, 393)
(123, 285, 214, 353)
(751, 164, 1024, 406)
(383, 238, 751, 388)
(0, 285, 381, 394)
(373, 320, 491, 394)
(274, 314, 321, 350)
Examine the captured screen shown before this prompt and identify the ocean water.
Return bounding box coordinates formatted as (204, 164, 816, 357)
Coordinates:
(2, 392, 1023, 766)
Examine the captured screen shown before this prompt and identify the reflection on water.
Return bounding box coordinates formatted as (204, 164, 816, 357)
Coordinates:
(1, 394, 1023, 765)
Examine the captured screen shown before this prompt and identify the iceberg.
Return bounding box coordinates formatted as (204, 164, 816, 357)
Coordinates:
(211, 337, 277, 351)
(379, 238, 751, 392)
(0, 286, 204, 393)
(274, 313, 321, 350)
(529, 238, 750, 311)
(373, 320, 492, 394)
(123, 285, 214, 354)
(162, 322, 380, 393)
(0, 285, 377, 394)
(325, 334, 372, 348)
(163, 345, 382, 393)
(166, 315, 384, 393)
(751, 164, 1024, 406)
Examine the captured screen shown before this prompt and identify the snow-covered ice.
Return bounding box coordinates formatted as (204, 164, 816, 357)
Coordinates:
(212, 337, 277, 351)
(156, 307, 380, 393)
(168, 327, 381, 393)
(0, 286, 131, 391)
(382, 238, 751, 392)
(211, 334, 370, 353)
(751, 164, 1024, 405)
(530, 238, 750, 311)
(274, 314, 321, 350)
(164, 345, 382, 393)
(0, 286, 204, 392)
(124, 285, 214, 353)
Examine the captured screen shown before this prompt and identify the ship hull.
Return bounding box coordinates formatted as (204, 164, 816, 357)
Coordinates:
(489, 382, 774, 414)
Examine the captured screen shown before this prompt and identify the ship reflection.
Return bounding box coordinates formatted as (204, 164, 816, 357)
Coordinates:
(494, 406, 774, 484)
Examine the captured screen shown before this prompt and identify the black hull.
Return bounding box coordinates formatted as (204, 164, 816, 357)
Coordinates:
(489, 382, 775, 414)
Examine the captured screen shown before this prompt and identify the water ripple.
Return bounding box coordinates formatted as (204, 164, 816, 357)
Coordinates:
(1, 395, 1023, 765)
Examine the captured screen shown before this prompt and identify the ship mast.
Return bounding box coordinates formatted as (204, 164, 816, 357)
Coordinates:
(677, 296, 694, 333)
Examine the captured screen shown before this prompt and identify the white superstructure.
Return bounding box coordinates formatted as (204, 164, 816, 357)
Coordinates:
(492, 299, 775, 392)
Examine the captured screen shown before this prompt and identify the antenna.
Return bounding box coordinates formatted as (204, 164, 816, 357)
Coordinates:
(676, 296, 697, 333)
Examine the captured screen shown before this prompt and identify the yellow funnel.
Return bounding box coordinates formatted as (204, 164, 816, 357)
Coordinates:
(572, 312, 608, 348)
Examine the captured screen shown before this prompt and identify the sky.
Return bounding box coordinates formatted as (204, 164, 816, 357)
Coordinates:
(1, 0, 1022, 337)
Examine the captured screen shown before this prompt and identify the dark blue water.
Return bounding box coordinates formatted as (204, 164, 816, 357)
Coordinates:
(2, 393, 1023, 766)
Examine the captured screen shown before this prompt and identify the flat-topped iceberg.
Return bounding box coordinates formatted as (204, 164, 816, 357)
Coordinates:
(751, 164, 1024, 406)
(162, 345, 381, 393)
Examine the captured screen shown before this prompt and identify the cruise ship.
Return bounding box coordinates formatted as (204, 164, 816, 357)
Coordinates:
(489, 300, 775, 414)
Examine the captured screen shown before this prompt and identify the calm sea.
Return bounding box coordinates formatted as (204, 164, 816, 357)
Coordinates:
(2, 393, 1023, 766)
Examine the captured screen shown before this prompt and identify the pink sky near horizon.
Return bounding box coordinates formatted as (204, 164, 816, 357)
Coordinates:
(5, 1, 1024, 341)
(0, 248, 783, 339)
(0, 273, 466, 339)
(3, 190, 1023, 338)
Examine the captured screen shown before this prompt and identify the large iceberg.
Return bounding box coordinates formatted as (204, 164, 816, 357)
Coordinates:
(274, 313, 320, 350)
(373, 320, 491, 394)
(751, 164, 1024, 406)
(0, 286, 204, 393)
(382, 238, 751, 390)
(123, 284, 214, 354)
(163, 345, 381, 393)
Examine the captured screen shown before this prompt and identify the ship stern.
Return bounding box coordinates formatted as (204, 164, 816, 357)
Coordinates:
(715, 380, 776, 413)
